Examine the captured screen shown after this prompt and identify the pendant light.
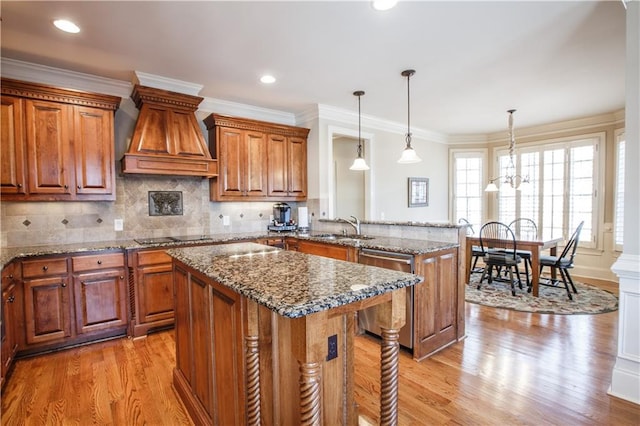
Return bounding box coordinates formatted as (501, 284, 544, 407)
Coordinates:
(349, 90, 370, 171)
(484, 109, 530, 192)
(397, 69, 422, 164)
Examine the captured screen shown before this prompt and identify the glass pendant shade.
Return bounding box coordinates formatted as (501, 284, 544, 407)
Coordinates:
(398, 146, 422, 163)
(349, 156, 370, 170)
(484, 182, 499, 192)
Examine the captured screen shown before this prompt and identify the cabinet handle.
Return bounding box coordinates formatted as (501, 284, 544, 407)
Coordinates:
(42, 266, 48, 271)
(8, 296, 15, 303)
(97, 260, 102, 265)
(61, 282, 66, 287)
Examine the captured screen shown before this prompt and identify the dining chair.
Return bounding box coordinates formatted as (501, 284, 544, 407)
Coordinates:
(539, 221, 584, 300)
(478, 221, 523, 296)
(459, 218, 485, 274)
(508, 218, 538, 287)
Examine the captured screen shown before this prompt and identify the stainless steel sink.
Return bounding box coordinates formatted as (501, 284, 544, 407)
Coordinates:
(313, 233, 375, 241)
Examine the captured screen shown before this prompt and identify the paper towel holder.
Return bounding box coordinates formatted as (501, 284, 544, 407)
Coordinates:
(297, 206, 310, 232)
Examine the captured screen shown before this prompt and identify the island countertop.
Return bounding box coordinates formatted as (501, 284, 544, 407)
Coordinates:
(167, 242, 423, 319)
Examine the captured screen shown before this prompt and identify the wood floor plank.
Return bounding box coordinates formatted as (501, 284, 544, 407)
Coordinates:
(2, 279, 639, 425)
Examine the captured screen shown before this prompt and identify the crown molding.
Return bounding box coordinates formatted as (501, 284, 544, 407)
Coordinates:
(1, 57, 132, 98)
(198, 97, 296, 125)
(133, 71, 203, 96)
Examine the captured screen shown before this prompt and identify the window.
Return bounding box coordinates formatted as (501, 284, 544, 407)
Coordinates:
(614, 131, 625, 250)
(495, 135, 601, 247)
(451, 151, 484, 234)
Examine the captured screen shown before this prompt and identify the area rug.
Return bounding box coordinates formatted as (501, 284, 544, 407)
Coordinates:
(466, 274, 618, 314)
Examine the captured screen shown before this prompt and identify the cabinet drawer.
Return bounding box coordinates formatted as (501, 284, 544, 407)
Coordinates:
(137, 250, 172, 267)
(72, 252, 125, 272)
(22, 257, 68, 278)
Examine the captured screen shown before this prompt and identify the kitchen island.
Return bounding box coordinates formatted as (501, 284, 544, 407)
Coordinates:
(167, 242, 422, 426)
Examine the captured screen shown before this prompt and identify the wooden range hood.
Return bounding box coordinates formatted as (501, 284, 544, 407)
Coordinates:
(121, 85, 217, 177)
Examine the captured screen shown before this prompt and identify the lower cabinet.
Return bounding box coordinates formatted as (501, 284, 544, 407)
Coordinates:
(413, 248, 459, 360)
(128, 249, 175, 338)
(173, 261, 245, 425)
(286, 238, 357, 261)
(19, 251, 127, 355)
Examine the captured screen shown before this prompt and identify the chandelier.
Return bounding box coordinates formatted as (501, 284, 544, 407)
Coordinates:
(484, 109, 530, 192)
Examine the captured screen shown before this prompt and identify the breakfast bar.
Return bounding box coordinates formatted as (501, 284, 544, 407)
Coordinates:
(167, 242, 422, 426)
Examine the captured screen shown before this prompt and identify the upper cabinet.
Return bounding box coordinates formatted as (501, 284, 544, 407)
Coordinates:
(121, 85, 217, 178)
(205, 114, 309, 202)
(0, 78, 121, 201)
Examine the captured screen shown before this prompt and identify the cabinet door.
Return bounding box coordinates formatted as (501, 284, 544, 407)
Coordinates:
(173, 263, 191, 385)
(244, 130, 268, 197)
(73, 268, 127, 334)
(287, 136, 307, 198)
(0, 96, 26, 195)
(23, 275, 72, 344)
(217, 127, 245, 197)
(190, 273, 214, 419)
(137, 263, 174, 324)
(24, 99, 73, 195)
(296, 240, 352, 261)
(73, 106, 114, 197)
(414, 249, 457, 359)
(267, 133, 288, 197)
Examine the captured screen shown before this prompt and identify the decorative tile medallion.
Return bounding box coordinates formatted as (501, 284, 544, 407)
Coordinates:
(149, 191, 183, 216)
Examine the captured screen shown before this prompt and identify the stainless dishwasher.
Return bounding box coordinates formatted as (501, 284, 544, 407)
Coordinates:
(358, 248, 414, 349)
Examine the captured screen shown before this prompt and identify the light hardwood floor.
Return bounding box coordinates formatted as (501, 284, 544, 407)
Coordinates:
(2, 281, 639, 425)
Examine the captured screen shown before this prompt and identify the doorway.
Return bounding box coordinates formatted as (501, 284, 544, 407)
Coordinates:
(333, 136, 366, 219)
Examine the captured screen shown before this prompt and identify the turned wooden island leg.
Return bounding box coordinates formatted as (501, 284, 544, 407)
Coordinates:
(376, 288, 407, 426)
(245, 300, 261, 426)
(291, 311, 328, 426)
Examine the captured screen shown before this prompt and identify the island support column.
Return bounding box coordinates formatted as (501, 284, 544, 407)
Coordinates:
(376, 288, 407, 426)
(291, 310, 328, 425)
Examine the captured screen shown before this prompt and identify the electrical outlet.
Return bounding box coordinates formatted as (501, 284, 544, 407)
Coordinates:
(327, 334, 338, 361)
(114, 219, 124, 231)
(223, 215, 230, 226)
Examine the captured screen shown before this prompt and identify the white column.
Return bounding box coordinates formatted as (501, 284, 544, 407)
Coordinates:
(609, 0, 640, 405)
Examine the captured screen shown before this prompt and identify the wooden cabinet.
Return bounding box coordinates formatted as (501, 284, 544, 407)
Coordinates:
(173, 261, 245, 425)
(22, 257, 72, 345)
(1, 78, 120, 201)
(413, 248, 459, 360)
(19, 251, 128, 354)
(205, 114, 309, 202)
(0, 96, 26, 194)
(128, 249, 175, 338)
(267, 133, 307, 199)
(71, 252, 127, 335)
(287, 238, 356, 261)
(213, 126, 267, 199)
(1, 263, 19, 389)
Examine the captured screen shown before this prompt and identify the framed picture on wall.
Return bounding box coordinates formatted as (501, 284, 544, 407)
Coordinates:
(408, 177, 429, 207)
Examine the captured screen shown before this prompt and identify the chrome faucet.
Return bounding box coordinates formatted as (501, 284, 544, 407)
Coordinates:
(342, 216, 361, 235)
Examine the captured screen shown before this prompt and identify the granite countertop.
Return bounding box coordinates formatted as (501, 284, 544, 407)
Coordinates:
(167, 242, 422, 318)
(0, 231, 459, 270)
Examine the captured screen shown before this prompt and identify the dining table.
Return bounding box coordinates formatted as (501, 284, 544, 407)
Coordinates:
(465, 235, 564, 297)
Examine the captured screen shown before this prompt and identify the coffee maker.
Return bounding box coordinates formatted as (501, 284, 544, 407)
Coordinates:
(268, 202, 297, 231)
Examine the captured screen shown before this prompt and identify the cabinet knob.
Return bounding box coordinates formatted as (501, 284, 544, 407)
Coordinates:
(42, 266, 48, 271)
(8, 296, 15, 303)
(61, 282, 66, 287)
(17, 184, 22, 188)
(64, 184, 69, 189)
(97, 260, 102, 265)
(77, 185, 81, 190)
(8, 274, 13, 279)
(120, 275, 124, 280)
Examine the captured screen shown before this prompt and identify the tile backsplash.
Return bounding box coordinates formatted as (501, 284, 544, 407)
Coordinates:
(0, 175, 310, 247)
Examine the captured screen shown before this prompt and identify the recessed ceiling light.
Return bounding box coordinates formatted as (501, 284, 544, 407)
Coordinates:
(372, 0, 398, 11)
(260, 75, 276, 84)
(53, 19, 80, 33)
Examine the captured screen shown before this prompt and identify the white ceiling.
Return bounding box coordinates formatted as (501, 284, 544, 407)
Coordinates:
(0, 1, 627, 136)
